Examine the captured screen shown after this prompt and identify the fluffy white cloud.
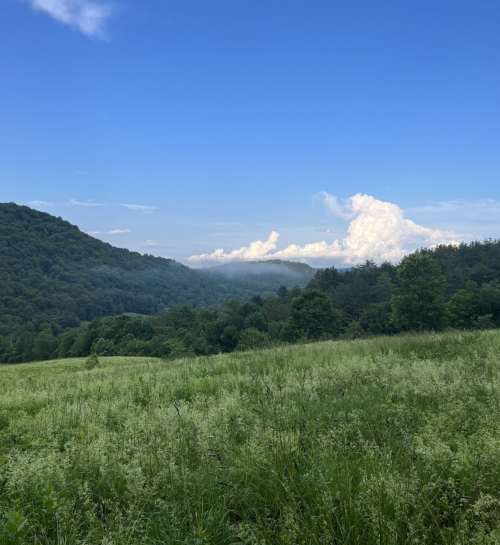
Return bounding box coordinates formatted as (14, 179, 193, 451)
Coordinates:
(187, 232, 280, 263)
(188, 194, 465, 265)
(140, 239, 158, 247)
(23, 0, 112, 38)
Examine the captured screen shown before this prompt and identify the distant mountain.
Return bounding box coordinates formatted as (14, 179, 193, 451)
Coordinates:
(0, 203, 315, 331)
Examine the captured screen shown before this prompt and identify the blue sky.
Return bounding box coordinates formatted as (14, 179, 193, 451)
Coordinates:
(1, 0, 500, 266)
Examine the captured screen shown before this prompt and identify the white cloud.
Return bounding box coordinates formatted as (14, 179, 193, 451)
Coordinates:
(23, 0, 112, 38)
(140, 239, 158, 247)
(88, 229, 131, 235)
(316, 191, 353, 220)
(121, 204, 156, 214)
(28, 200, 54, 207)
(188, 194, 466, 265)
(69, 198, 106, 206)
(187, 232, 280, 263)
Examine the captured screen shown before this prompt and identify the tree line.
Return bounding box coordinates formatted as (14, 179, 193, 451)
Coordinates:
(2, 239, 500, 363)
(0, 203, 314, 349)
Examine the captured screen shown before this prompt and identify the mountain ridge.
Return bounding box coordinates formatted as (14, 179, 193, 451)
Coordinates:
(0, 202, 315, 331)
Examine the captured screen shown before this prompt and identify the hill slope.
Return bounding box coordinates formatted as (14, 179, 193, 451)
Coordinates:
(0, 203, 315, 330)
(2, 331, 500, 543)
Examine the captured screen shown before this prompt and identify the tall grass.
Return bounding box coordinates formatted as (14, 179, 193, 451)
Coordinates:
(2, 330, 500, 543)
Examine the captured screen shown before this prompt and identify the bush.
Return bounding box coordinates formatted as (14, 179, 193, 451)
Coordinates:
(237, 328, 270, 351)
(84, 353, 99, 370)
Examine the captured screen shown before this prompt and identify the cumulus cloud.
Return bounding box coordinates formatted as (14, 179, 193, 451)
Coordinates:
(88, 229, 131, 235)
(121, 204, 156, 214)
(140, 239, 158, 247)
(188, 194, 466, 265)
(23, 0, 112, 38)
(187, 232, 280, 263)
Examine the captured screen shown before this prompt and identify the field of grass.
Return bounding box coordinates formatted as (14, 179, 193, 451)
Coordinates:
(2, 331, 500, 544)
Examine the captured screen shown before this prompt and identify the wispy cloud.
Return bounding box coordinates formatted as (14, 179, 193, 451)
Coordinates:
(140, 239, 158, 247)
(121, 204, 156, 214)
(28, 200, 55, 207)
(69, 198, 106, 206)
(23, 0, 112, 38)
(188, 193, 468, 265)
(315, 191, 353, 220)
(88, 229, 131, 235)
(408, 199, 500, 217)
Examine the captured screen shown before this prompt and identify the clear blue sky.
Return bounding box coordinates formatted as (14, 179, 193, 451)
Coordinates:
(1, 0, 500, 266)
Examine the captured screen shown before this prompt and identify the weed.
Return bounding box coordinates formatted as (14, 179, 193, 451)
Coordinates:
(4, 510, 30, 543)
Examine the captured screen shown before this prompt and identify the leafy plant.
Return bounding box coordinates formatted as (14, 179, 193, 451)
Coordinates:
(4, 509, 30, 542)
(84, 353, 99, 370)
(35, 483, 61, 522)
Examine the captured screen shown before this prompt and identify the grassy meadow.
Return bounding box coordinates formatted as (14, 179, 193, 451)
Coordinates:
(2, 331, 500, 544)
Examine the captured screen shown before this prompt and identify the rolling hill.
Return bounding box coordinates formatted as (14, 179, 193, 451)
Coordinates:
(0, 202, 315, 331)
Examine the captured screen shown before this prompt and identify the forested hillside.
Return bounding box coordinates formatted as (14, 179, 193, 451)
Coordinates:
(3, 236, 500, 363)
(2, 203, 500, 364)
(0, 202, 314, 333)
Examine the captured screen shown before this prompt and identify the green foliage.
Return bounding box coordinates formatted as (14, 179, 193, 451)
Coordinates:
(359, 301, 396, 335)
(447, 281, 500, 329)
(391, 252, 447, 331)
(35, 483, 60, 522)
(237, 327, 270, 351)
(0, 203, 315, 363)
(220, 325, 240, 351)
(4, 510, 29, 542)
(2, 331, 500, 543)
(3, 203, 500, 365)
(84, 352, 99, 370)
(287, 288, 341, 340)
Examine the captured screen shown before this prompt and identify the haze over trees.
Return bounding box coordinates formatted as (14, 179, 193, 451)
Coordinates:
(2, 202, 500, 364)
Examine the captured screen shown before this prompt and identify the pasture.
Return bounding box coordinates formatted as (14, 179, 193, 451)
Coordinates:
(2, 331, 500, 544)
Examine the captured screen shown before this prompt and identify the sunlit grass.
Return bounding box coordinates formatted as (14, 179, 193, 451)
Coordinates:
(2, 331, 500, 543)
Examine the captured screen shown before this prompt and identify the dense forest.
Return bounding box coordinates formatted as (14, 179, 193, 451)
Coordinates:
(2, 202, 500, 363)
(0, 203, 314, 353)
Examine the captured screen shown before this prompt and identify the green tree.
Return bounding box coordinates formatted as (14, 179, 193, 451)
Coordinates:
(447, 281, 479, 329)
(237, 328, 270, 351)
(263, 296, 290, 322)
(286, 288, 341, 340)
(391, 253, 446, 331)
(33, 331, 56, 361)
(244, 311, 267, 332)
(359, 301, 396, 335)
(220, 325, 240, 351)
